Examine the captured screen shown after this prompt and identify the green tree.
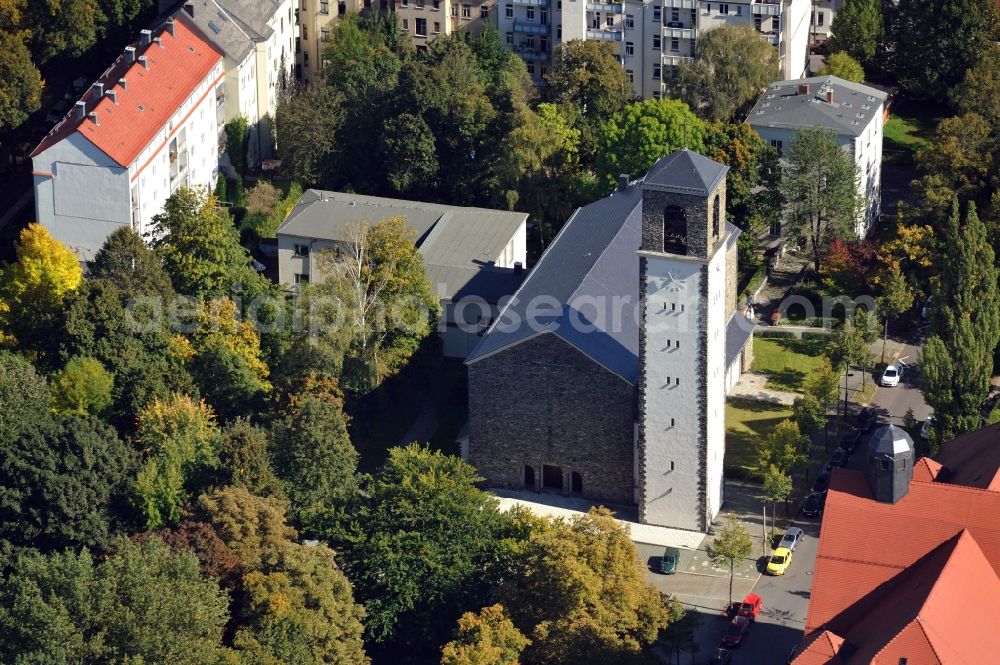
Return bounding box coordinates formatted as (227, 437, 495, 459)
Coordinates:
(26, 0, 101, 63)
(325, 13, 403, 107)
(133, 394, 221, 529)
(782, 127, 862, 272)
(0, 351, 51, 446)
(888, 0, 999, 99)
(217, 418, 284, 498)
(49, 355, 114, 417)
(136, 520, 242, 587)
(820, 52, 866, 82)
(316, 216, 440, 392)
(150, 188, 271, 300)
(234, 541, 370, 665)
(705, 513, 753, 605)
(661, 599, 701, 665)
(224, 116, 249, 177)
(343, 445, 508, 653)
(269, 394, 358, 531)
(827, 0, 884, 67)
(595, 98, 705, 190)
(805, 356, 841, 410)
(793, 394, 827, 441)
(381, 112, 439, 196)
(854, 309, 880, 389)
(756, 419, 809, 475)
(275, 83, 344, 186)
(89, 226, 175, 300)
(950, 43, 1000, 128)
(0, 31, 42, 131)
(500, 508, 672, 665)
(915, 113, 995, 201)
(0, 416, 136, 553)
(762, 465, 793, 534)
(922, 201, 999, 438)
(0, 538, 231, 663)
(829, 318, 874, 419)
(672, 25, 780, 122)
(877, 264, 915, 362)
(197, 486, 297, 572)
(441, 604, 530, 665)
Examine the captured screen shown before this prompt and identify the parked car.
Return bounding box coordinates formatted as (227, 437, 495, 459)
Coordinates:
(766, 547, 793, 576)
(722, 615, 752, 647)
(710, 647, 733, 665)
(709, 647, 733, 665)
(813, 471, 831, 494)
(880, 364, 902, 387)
(838, 429, 862, 453)
(778, 526, 804, 552)
(920, 415, 936, 441)
(660, 547, 679, 574)
(827, 448, 850, 470)
(802, 492, 825, 518)
(738, 593, 763, 620)
(854, 406, 879, 432)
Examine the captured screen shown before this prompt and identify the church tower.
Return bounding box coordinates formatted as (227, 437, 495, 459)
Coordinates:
(637, 150, 731, 532)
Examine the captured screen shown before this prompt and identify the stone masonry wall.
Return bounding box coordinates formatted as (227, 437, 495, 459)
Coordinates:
(467, 333, 637, 505)
(639, 188, 726, 259)
(725, 236, 738, 317)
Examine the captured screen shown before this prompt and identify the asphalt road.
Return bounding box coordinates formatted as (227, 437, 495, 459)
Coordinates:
(867, 340, 932, 425)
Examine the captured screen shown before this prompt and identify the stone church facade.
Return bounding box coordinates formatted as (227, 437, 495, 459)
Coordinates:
(465, 151, 754, 532)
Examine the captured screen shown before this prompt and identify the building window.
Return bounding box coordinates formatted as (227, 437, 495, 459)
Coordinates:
(481, 5, 489, 18)
(712, 195, 720, 238)
(293, 243, 310, 257)
(625, 41, 634, 56)
(433, 0, 440, 7)
(416, 0, 424, 7)
(817, 10, 825, 26)
(653, 34, 661, 49)
(671, 8, 679, 21)
(540, 36, 548, 51)
(663, 205, 686, 253)
(652, 6, 661, 22)
(526, 7, 534, 19)
(321, 28, 330, 41)
(670, 37, 678, 52)
(402, 17, 408, 29)
(451, 3, 458, 15)
(736, 4, 741, 15)
(302, 24, 308, 39)
(770, 139, 783, 154)
(434, 20, 441, 32)
(401, 0, 408, 6)
(556, 24, 561, 38)
(294, 273, 309, 285)
(670, 418, 675, 427)
(506, 33, 514, 45)
(626, 68, 634, 83)
(652, 64, 661, 79)
(505, 3, 512, 17)
(462, 4, 471, 18)
(527, 62, 535, 75)
(320, 0, 329, 12)
(625, 13, 634, 28)
(720, 3, 729, 13)
(415, 17, 427, 35)
(606, 14, 613, 26)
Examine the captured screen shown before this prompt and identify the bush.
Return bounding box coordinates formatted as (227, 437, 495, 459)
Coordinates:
(230, 176, 246, 207)
(215, 174, 228, 202)
(758, 330, 796, 339)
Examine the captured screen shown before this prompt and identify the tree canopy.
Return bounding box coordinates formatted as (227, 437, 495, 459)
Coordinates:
(820, 52, 866, 83)
(828, 0, 884, 68)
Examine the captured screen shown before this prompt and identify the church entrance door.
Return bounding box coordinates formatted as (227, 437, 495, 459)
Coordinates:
(524, 464, 536, 490)
(542, 464, 563, 491)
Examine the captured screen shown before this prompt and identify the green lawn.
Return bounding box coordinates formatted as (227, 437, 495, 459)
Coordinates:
(751, 337, 829, 393)
(883, 101, 946, 163)
(725, 398, 794, 478)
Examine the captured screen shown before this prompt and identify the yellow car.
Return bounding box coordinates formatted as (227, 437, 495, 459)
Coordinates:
(766, 547, 793, 575)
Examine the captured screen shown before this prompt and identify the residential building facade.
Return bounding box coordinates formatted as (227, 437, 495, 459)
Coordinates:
(810, 0, 840, 43)
(498, 0, 810, 96)
(747, 75, 886, 237)
(176, 0, 297, 166)
(465, 151, 754, 531)
(275, 190, 528, 358)
(31, 20, 224, 261)
(395, 0, 497, 48)
(295, 0, 368, 82)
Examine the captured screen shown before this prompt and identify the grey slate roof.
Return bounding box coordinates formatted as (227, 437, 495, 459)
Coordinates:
(277, 189, 528, 303)
(175, 0, 279, 63)
(643, 149, 729, 196)
(869, 425, 915, 456)
(747, 75, 888, 137)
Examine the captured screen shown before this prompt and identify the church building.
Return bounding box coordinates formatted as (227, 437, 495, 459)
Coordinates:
(465, 150, 754, 532)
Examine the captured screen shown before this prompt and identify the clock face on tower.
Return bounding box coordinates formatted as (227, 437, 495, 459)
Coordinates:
(651, 271, 686, 293)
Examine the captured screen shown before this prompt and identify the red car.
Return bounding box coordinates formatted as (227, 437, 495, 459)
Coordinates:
(737, 593, 763, 621)
(722, 615, 752, 648)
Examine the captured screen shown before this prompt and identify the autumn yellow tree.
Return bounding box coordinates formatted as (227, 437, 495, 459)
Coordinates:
(441, 605, 530, 665)
(0, 223, 82, 343)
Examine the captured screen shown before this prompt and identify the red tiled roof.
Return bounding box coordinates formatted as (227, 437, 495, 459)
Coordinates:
(31, 20, 222, 167)
(913, 457, 942, 482)
(791, 630, 845, 665)
(934, 422, 1000, 490)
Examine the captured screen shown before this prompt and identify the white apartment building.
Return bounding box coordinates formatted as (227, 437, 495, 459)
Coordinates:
(811, 0, 841, 43)
(747, 75, 887, 237)
(31, 20, 224, 261)
(498, 0, 810, 98)
(177, 0, 297, 166)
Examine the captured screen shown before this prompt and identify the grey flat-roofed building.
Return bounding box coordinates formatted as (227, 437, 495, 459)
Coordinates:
(276, 189, 528, 358)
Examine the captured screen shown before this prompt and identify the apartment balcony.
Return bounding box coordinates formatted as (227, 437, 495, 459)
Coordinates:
(752, 2, 781, 15)
(512, 0, 548, 6)
(663, 27, 695, 39)
(759, 32, 779, 45)
(663, 0, 695, 6)
(586, 26, 623, 40)
(586, 2, 623, 12)
(513, 46, 550, 61)
(513, 20, 549, 34)
(662, 55, 693, 67)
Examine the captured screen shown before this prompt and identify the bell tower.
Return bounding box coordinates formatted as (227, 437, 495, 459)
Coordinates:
(637, 150, 730, 532)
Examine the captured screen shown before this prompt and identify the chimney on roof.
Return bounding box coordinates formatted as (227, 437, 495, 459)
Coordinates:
(154, 36, 163, 48)
(87, 111, 99, 126)
(798, 83, 810, 95)
(118, 77, 127, 91)
(165, 19, 176, 36)
(138, 55, 149, 69)
(106, 89, 118, 104)
(618, 173, 630, 191)
(514, 261, 524, 274)
(92, 82, 104, 98)
(125, 46, 136, 63)
(75, 100, 86, 120)
(826, 88, 834, 103)
(140, 29, 152, 46)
